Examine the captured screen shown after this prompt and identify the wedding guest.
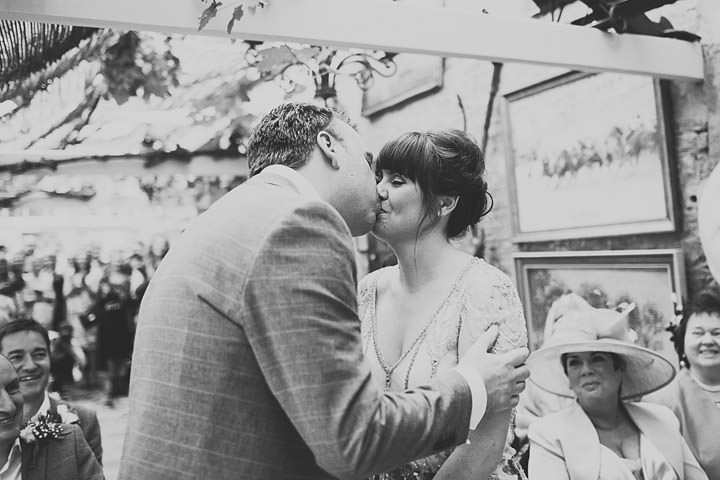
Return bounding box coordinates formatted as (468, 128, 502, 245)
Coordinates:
(527, 293, 706, 480)
(0, 319, 102, 464)
(645, 291, 720, 478)
(88, 279, 133, 406)
(0, 354, 103, 480)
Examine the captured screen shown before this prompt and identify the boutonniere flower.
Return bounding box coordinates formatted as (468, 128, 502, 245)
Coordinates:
(19, 415, 65, 445)
(19, 415, 68, 469)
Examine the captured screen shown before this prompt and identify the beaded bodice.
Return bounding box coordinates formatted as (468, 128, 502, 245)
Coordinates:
(358, 258, 528, 480)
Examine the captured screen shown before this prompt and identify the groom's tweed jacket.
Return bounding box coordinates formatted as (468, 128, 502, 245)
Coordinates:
(118, 169, 472, 480)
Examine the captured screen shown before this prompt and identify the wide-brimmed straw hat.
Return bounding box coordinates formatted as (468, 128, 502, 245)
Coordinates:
(527, 293, 676, 400)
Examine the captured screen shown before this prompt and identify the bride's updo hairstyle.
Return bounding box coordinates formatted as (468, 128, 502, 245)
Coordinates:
(376, 129, 492, 239)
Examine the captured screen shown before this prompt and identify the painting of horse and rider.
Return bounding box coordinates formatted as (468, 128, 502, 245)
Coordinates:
(504, 71, 677, 241)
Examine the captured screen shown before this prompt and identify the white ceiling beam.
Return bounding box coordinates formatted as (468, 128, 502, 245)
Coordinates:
(0, 0, 704, 81)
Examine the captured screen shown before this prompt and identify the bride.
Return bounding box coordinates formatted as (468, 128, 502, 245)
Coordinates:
(359, 129, 528, 480)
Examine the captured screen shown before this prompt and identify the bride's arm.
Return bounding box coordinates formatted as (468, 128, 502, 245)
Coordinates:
(434, 265, 528, 480)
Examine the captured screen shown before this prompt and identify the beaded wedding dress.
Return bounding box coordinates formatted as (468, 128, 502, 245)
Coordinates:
(358, 257, 528, 480)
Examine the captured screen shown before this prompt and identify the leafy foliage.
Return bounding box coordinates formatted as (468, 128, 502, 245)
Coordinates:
(100, 32, 180, 105)
(254, 45, 321, 78)
(199, 0, 222, 31)
(198, 0, 270, 33)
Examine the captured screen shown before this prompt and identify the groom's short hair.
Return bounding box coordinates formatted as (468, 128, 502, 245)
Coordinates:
(247, 102, 354, 176)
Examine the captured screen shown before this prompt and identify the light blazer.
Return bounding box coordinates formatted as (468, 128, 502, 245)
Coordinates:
(48, 397, 103, 465)
(119, 170, 472, 480)
(21, 424, 104, 480)
(528, 401, 708, 480)
(645, 369, 720, 479)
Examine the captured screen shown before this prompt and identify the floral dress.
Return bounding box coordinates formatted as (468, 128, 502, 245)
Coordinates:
(359, 257, 528, 480)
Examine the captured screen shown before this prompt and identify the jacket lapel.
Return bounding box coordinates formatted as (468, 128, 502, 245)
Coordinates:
(625, 403, 683, 479)
(20, 442, 46, 480)
(558, 404, 601, 480)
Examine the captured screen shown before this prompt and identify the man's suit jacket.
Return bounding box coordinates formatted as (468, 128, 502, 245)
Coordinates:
(528, 401, 708, 480)
(48, 397, 103, 465)
(118, 170, 472, 480)
(21, 424, 104, 480)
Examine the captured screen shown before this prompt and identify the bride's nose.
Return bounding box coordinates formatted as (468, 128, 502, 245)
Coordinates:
(376, 182, 388, 200)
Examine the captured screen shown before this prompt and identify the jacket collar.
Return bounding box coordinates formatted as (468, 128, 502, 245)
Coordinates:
(559, 402, 684, 480)
(254, 165, 322, 201)
(625, 403, 683, 480)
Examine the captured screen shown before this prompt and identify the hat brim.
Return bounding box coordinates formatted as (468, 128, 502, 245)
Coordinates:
(527, 339, 676, 399)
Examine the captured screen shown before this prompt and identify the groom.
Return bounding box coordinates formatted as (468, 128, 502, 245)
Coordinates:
(119, 103, 530, 480)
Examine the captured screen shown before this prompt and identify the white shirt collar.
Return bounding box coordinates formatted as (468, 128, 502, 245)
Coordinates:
(0, 438, 22, 480)
(29, 393, 50, 424)
(261, 165, 321, 201)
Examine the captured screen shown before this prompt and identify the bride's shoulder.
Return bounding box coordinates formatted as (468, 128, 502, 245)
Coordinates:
(460, 259, 527, 349)
(464, 258, 518, 297)
(358, 266, 394, 297)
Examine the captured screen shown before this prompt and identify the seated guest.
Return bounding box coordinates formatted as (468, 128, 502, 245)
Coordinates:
(0, 353, 103, 480)
(645, 292, 720, 479)
(516, 294, 576, 440)
(527, 293, 707, 480)
(0, 320, 102, 464)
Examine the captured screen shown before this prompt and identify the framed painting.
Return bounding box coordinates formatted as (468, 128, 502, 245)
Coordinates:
(513, 249, 686, 365)
(361, 54, 443, 117)
(361, 0, 444, 117)
(502, 71, 678, 242)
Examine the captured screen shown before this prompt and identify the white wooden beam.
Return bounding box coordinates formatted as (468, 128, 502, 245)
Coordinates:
(0, 0, 704, 80)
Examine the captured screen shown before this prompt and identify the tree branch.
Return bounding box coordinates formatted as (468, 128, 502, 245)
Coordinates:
(481, 62, 503, 154)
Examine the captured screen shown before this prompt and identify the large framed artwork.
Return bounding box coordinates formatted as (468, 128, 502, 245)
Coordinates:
(513, 249, 685, 365)
(503, 72, 678, 242)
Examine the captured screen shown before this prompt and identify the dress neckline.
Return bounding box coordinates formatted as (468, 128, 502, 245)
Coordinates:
(369, 256, 480, 390)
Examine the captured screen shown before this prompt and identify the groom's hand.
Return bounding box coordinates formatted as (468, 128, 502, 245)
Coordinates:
(459, 324, 530, 412)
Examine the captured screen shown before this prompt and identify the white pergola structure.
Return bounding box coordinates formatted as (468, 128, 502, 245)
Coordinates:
(0, 0, 705, 81)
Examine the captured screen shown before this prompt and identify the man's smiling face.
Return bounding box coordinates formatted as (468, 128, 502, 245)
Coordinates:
(1, 330, 50, 406)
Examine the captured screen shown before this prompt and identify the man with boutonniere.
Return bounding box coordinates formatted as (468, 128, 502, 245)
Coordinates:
(0, 354, 103, 479)
(0, 320, 102, 464)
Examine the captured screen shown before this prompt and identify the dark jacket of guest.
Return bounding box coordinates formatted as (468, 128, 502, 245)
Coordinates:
(90, 290, 133, 361)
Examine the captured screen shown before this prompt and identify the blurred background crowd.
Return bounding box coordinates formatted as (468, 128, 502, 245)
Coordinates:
(0, 238, 168, 405)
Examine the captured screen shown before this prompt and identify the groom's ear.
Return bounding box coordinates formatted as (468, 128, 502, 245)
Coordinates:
(316, 130, 340, 169)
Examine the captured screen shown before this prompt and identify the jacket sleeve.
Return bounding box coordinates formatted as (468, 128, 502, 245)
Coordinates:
(78, 407, 103, 466)
(239, 201, 472, 480)
(70, 425, 105, 480)
(528, 419, 571, 480)
(651, 403, 709, 480)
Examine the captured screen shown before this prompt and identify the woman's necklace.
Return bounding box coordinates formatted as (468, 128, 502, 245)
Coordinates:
(372, 257, 477, 391)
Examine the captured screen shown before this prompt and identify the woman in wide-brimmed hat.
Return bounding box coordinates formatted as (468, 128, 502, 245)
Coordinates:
(527, 293, 708, 480)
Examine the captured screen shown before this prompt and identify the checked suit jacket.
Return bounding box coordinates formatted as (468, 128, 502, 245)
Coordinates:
(118, 168, 472, 480)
